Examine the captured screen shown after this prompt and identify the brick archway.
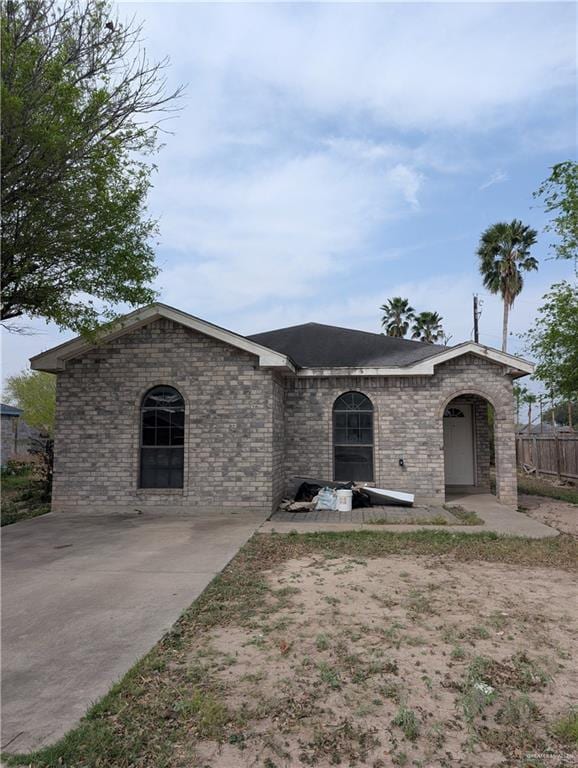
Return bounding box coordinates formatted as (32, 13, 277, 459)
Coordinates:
(440, 389, 517, 507)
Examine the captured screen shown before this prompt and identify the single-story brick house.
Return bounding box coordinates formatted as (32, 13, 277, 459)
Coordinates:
(31, 303, 533, 513)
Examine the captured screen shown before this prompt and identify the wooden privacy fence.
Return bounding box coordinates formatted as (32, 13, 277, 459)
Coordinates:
(516, 434, 578, 482)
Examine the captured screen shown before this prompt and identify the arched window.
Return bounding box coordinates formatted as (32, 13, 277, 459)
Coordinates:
(333, 392, 374, 481)
(140, 386, 184, 489)
(444, 406, 465, 418)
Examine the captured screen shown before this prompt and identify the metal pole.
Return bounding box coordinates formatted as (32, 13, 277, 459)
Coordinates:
(473, 294, 479, 343)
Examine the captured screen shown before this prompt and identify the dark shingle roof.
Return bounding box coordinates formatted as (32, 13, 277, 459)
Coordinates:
(247, 322, 446, 368)
(1, 403, 22, 416)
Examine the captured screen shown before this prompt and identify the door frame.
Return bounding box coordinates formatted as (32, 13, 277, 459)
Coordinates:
(443, 400, 477, 486)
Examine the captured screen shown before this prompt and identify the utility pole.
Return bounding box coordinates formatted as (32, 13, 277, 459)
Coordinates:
(473, 294, 480, 343)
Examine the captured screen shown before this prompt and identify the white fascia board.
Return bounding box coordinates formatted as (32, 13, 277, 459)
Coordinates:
(295, 342, 534, 378)
(30, 303, 295, 373)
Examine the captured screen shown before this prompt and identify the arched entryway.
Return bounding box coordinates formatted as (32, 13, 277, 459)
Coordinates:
(443, 402, 476, 485)
(442, 392, 494, 497)
(441, 390, 517, 506)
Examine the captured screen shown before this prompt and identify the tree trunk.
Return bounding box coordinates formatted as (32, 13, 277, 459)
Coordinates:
(502, 298, 509, 352)
(569, 402, 574, 430)
(528, 403, 532, 433)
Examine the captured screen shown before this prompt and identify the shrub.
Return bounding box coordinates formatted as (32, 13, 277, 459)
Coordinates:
(2, 457, 34, 476)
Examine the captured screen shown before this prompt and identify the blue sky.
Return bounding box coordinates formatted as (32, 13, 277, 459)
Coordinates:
(2, 1, 576, 384)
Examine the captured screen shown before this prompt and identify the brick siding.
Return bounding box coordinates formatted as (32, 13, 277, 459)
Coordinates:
(52, 323, 518, 513)
(284, 354, 516, 506)
(52, 319, 280, 512)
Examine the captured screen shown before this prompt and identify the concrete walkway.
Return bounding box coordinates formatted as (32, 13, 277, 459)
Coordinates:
(1, 510, 267, 753)
(260, 493, 559, 539)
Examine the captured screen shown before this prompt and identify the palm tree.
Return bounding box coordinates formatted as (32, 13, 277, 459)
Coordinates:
(411, 311, 444, 343)
(380, 297, 415, 337)
(513, 383, 527, 429)
(526, 392, 537, 433)
(477, 220, 538, 352)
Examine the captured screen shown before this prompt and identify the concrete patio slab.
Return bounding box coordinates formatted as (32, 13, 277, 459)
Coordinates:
(1, 510, 267, 753)
(260, 493, 559, 539)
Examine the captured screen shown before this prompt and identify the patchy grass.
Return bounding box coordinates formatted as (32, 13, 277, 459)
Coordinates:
(391, 707, 420, 741)
(550, 708, 578, 746)
(496, 693, 540, 726)
(368, 514, 451, 526)
(3, 529, 577, 767)
(1, 471, 50, 526)
(517, 473, 578, 505)
(442, 503, 485, 525)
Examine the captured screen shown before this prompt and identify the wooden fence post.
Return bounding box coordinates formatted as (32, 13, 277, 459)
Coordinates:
(555, 434, 562, 482)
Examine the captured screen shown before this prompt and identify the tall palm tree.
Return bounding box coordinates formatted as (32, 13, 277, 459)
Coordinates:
(513, 383, 527, 429)
(526, 392, 537, 433)
(380, 297, 415, 337)
(477, 220, 538, 352)
(411, 311, 444, 343)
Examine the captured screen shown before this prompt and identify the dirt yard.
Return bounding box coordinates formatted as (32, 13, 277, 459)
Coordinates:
(8, 532, 577, 768)
(520, 494, 578, 537)
(190, 555, 577, 768)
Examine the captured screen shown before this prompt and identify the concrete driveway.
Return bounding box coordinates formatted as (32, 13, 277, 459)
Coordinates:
(1, 510, 267, 752)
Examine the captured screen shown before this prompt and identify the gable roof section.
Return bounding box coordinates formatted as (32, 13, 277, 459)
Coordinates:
(248, 322, 533, 377)
(30, 306, 533, 378)
(30, 304, 296, 373)
(248, 322, 447, 368)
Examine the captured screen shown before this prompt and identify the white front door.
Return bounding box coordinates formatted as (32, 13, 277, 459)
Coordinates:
(443, 403, 474, 485)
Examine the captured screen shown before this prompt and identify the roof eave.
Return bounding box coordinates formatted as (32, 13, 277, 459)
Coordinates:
(294, 342, 533, 377)
(30, 304, 296, 373)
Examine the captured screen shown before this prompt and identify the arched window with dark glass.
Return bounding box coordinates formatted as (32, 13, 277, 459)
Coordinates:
(140, 386, 184, 489)
(333, 392, 374, 481)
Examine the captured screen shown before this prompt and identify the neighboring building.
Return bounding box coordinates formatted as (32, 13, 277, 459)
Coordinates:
(0, 403, 39, 464)
(31, 303, 533, 514)
(517, 424, 575, 435)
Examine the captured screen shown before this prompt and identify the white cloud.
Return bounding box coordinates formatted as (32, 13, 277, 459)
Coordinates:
(152, 150, 422, 314)
(479, 169, 509, 191)
(236, 270, 560, 358)
(2, 2, 574, 384)
(129, 2, 575, 134)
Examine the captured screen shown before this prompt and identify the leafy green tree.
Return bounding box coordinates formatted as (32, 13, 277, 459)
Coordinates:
(1, 0, 182, 332)
(525, 281, 578, 403)
(477, 220, 538, 352)
(380, 297, 415, 337)
(534, 161, 578, 261)
(543, 399, 578, 428)
(411, 311, 444, 344)
(4, 371, 56, 435)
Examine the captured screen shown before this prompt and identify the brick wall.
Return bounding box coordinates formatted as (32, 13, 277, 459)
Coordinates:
(284, 354, 516, 505)
(271, 374, 286, 510)
(52, 323, 518, 513)
(52, 319, 279, 513)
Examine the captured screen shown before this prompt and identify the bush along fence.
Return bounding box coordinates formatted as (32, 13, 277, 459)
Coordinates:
(516, 433, 578, 482)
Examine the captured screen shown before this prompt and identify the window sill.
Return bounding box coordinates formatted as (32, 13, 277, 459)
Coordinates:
(136, 488, 185, 495)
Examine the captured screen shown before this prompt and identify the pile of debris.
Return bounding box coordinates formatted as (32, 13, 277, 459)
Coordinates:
(279, 477, 414, 513)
